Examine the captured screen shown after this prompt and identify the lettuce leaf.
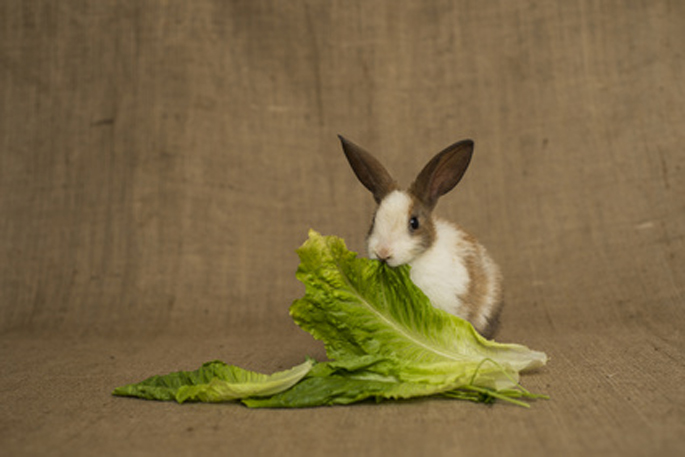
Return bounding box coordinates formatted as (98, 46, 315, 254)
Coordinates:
(243, 356, 462, 408)
(113, 230, 548, 407)
(112, 359, 313, 403)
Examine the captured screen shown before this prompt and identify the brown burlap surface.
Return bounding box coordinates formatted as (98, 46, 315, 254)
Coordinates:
(1, 1, 683, 456)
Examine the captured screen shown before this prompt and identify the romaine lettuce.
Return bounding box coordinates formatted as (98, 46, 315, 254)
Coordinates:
(113, 359, 314, 403)
(113, 230, 548, 407)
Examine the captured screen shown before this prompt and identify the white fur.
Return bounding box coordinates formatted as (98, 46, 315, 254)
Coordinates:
(408, 219, 472, 318)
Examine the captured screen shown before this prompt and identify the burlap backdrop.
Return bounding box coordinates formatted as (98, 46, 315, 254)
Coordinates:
(1, 1, 683, 456)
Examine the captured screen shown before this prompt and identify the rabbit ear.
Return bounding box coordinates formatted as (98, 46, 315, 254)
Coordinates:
(410, 139, 474, 209)
(339, 135, 397, 203)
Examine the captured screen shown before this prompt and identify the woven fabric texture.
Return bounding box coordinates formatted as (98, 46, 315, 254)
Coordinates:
(1, 1, 683, 456)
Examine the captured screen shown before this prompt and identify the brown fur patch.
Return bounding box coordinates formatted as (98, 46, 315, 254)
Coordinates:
(459, 231, 503, 338)
(407, 196, 437, 252)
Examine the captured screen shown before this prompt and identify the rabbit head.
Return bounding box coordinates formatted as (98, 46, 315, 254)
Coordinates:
(339, 135, 474, 267)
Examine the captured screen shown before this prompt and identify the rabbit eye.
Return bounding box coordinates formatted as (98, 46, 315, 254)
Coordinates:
(409, 216, 420, 231)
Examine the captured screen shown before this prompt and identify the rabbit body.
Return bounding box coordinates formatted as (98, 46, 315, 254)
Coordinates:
(340, 136, 503, 338)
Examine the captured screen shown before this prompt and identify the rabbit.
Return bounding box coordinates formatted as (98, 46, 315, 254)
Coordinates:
(339, 135, 503, 338)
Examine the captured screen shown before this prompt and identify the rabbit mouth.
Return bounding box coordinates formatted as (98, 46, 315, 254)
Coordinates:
(369, 247, 412, 268)
(369, 249, 397, 267)
(381, 257, 403, 268)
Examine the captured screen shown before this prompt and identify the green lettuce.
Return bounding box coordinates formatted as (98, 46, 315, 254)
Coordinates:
(113, 359, 314, 403)
(113, 230, 548, 407)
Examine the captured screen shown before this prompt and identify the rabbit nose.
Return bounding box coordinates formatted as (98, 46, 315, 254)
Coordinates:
(375, 247, 393, 262)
